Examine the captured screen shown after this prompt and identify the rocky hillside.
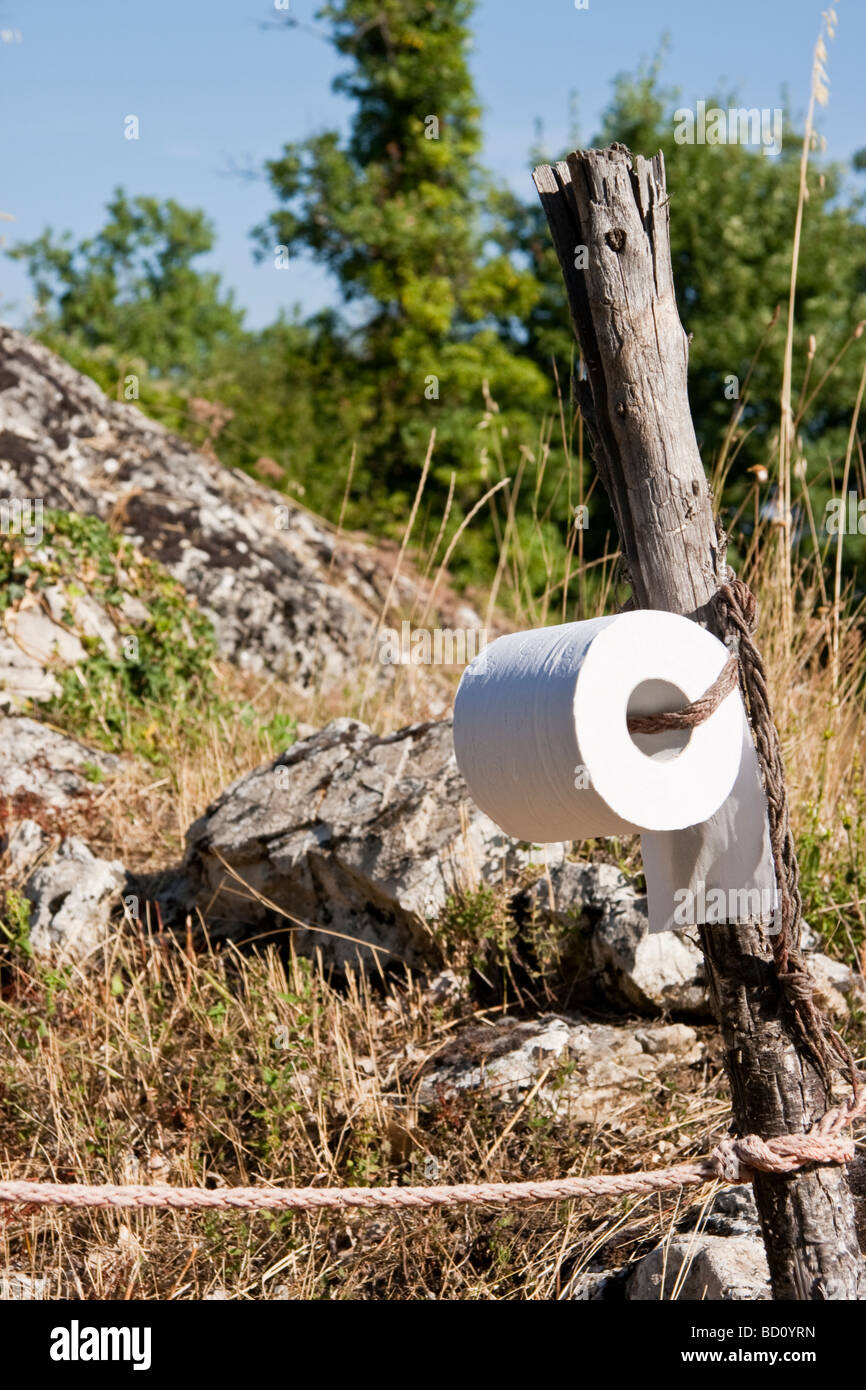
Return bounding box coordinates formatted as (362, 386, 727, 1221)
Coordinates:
(0, 324, 482, 696)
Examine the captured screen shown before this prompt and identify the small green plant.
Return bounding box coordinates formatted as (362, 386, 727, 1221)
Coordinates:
(0, 509, 226, 764)
(435, 883, 519, 994)
(238, 704, 298, 759)
(0, 888, 33, 958)
(799, 757, 866, 957)
(520, 894, 592, 1000)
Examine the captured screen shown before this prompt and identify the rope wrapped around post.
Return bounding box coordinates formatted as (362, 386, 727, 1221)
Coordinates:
(714, 579, 860, 1093)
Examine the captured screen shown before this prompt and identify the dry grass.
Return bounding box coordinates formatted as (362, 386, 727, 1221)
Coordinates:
(0, 928, 735, 1300)
(0, 533, 863, 1301)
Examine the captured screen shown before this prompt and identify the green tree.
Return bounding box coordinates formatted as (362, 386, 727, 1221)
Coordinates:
(511, 55, 866, 488)
(257, 0, 550, 522)
(8, 189, 245, 376)
(204, 308, 374, 517)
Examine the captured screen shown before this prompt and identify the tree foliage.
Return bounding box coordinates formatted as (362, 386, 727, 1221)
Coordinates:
(8, 190, 245, 375)
(514, 53, 866, 479)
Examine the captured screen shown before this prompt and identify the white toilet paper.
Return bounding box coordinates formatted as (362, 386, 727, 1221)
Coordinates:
(641, 710, 777, 933)
(453, 609, 778, 933)
(453, 610, 744, 842)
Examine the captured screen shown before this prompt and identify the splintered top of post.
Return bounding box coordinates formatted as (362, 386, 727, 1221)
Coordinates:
(532, 146, 670, 289)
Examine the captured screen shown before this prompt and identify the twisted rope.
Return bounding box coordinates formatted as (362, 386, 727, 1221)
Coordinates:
(625, 578, 859, 1094)
(627, 654, 740, 734)
(0, 1088, 862, 1210)
(714, 579, 860, 1093)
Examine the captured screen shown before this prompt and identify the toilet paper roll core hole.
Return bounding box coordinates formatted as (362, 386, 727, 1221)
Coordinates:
(626, 678, 694, 761)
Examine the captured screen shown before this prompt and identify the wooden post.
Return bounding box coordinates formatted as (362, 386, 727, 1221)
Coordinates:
(533, 145, 863, 1300)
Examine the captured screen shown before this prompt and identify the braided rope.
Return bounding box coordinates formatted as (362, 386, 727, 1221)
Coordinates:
(0, 1089, 863, 1211)
(715, 580, 861, 1092)
(627, 654, 740, 734)
(625, 579, 861, 1094)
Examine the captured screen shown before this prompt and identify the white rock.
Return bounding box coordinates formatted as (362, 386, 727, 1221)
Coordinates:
(0, 631, 63, 706)
(0, 323, 484, 695)
(4, 603, 86, 667)
(634, 1022, 702, 1057)
(807, 951, 866, 1019)
(627, 1233, 771, 1301)
(0, 1272, 49, 1300)
(118, 593, 151, 626)
(418, 1012, 702, 1125)
(590, 874, 708, 1015)
(43, 584, 120, 658)
(566, 1268, 620, 1300)
(1, 818, 49, 873)
(180, 718, 558, 972)
(25, 837, 125, 959)
(0, 717, 119, 810)
(521, 860, 710, 1017)
(697, 1186, 760, 1237)
(423, 969, 468, 1008)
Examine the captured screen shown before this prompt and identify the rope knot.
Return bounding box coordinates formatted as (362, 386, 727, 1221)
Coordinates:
(778, 962, 815, 1004)
(710, 1137, 746, 1183)
(710, 1124, 859, 1186)
(716, 578, 758, 637)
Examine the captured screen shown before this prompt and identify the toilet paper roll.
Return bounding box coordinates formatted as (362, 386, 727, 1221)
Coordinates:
(452, 610, 744, 841)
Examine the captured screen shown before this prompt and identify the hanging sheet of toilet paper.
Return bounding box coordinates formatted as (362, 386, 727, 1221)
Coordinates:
(452, 610, 776, 934)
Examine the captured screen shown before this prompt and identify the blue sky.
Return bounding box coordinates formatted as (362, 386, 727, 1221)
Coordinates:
(1, 0, 863, 329)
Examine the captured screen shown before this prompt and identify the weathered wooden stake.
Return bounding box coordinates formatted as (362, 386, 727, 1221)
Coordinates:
(534, 144, 863, 1299)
